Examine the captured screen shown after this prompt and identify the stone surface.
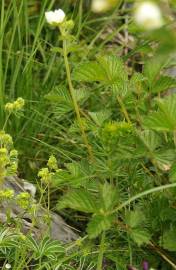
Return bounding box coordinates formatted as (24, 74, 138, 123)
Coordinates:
(1, 176, 78, 242)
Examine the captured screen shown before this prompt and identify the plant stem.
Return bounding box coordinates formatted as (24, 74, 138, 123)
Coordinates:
(173, 131, 176, 146)
(111, 182, 176, 214)
(117, 96, 131, 124)
(62, 37, 93, 161)
(97, 231, 105, 270)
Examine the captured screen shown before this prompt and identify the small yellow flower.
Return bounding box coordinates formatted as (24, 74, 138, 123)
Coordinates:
(0, 189, 14, 200)
(5, 98, 25, 113)
(47, 155, 58, 171)
(38, 167, 51, 183)
(16, 192, 31, 209)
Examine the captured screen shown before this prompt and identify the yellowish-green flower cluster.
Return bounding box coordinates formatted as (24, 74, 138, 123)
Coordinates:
(47, 155, 58, 171)
(5, 98, 25, 113)
(38, 167, 51, 183)
(0, 131, 13, 148)
(0, 131, 18, 183)
(38, 155, 62, 184)
(0, 189, 14, 200)
(102, 121, 133, 145)
(16, 192, 31, 209)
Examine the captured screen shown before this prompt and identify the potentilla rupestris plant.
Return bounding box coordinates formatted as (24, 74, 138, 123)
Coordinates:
(45, 9, 93, 161)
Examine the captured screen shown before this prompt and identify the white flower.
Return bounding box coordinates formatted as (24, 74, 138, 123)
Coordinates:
(134, 1, 164, 30)
(5, 264, 11, 269)
(45, 9, 65, 25)
(91, 0, 110, 13)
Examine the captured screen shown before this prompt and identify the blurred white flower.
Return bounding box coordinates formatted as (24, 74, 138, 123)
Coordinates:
(5, 264, 11, 269)
(134, 1, 164, 30)
(45, 9, 65, 25)
(91, 0, 110, 13)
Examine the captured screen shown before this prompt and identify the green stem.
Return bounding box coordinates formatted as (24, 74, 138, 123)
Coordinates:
(111, 183, 176, 214)
(97, 231, 105, 270)
(77, 0, 83, 39)
(117, 96, 131, 124)
(3, 112, 11, 130)
(62, 37, 93, 161)
(173, 131, 176, 146)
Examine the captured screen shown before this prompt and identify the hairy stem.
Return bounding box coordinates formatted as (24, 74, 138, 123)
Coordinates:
(117, 95, 131, 124)
(62, 38, 93, 161)
(97, 231, 105, 270)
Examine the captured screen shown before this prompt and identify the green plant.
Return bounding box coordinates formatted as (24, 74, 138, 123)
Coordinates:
(1, 1, 176, 269)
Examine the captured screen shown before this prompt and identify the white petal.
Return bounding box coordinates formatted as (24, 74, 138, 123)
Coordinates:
(54, 9, 66, 23)
(45, 9, 65, 25)
(45, 11, 55, 24)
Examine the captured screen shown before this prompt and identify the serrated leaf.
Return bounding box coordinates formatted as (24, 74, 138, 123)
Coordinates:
(160, 228, 176, 251)
(152, 76, 176, 94)
(73, 62, 106, 82)
(73, 55, 128, 95)
(87, 215, 114, 238)
(155, 149, 175, 170)
(88, 110, 111, 126)
(74, 88, 89, 102)
(138, 130, 161, 152)
(57, 189, 97, 213)
(125, 210, 145, 228)
(45, 85, 73, 114)
(144, 94, 176, 131)
(97, 55, 128, 82)
(130, 229, 151, 246)
(144, 56, 168, 86)
(99, 182, 119, 211)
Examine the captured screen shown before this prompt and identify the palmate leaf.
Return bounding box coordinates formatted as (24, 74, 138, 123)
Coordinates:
(125, 211, 151, 246)
(0, 229, 19, 248)
(125, 210, 146, 229)
(160, 228, 176, 251)
(54, 161, 93, 188)
(130, 228, 151, 246)
(88, 110, 111, 126)
(45, 85, 73, 114)
(155, 149, 175, 170)
(26, 236, 64, 260)
(73, 55, 128, 95)
(97, 55, 127, 83)
(87, 214, 114, 239)
(144, 56, 169, 86)
(152, 76, 176, 94)
(73, 62, 106, 82)
(45, 86, 89, 115)
(57, 189, 97, 213)
(99, 182, 119, 211)
(144, 94, 176, 131)
(137, 130, 161, 152)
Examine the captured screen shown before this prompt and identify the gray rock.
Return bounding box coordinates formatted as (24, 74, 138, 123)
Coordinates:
(1, 176, 78, 243)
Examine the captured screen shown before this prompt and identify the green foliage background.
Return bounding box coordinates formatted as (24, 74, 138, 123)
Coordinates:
(1, 0, 176, 269)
